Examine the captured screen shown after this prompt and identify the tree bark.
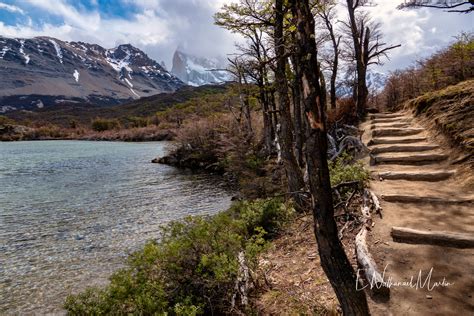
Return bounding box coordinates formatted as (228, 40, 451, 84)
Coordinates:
(289, 0, 370, 314)
(274, 0, 305, 210)
(290, 53, 305, 167)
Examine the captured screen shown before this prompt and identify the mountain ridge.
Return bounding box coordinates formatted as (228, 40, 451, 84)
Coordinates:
(171, 49, 232, 86)
(0, 36, 184, 112)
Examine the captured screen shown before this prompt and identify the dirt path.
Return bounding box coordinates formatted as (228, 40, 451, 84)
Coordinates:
(361, 111, 474, 315)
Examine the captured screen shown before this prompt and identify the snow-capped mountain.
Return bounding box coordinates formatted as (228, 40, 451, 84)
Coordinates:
(0, 36, 184, 112)
(366, 71, 387, 92)
(171, 49, 232, 86)
(336, 70, 387, 97)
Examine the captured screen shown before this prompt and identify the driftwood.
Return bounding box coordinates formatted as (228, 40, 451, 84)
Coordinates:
(327, 123, 368, 161)
(391, 227, 474, 249)
(368, 190, 382, 218)
(355, 190, 390, 299)
(231, 251, 250, 311)
(330, 136, 368, 161)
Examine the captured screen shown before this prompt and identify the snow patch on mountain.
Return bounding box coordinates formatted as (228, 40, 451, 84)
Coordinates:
(19, 40, 30, 64)
(124, 78, 133, 87)
(106, 49, 132, 72)
(1, 46, 10, 59)
(49, 39, 63, 64)
(73, 69, 79, 82)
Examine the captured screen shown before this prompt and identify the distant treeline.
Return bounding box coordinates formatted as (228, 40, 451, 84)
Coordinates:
(379, 33, 473, 109)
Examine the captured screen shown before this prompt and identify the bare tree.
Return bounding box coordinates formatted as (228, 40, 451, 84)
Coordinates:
(316, 0, 342, 109)
(274, 0, 306, 210)
(215, 0, 276, 154)
(344, 1, 400, 116)
(289, 0, 371, 314)
(398, 0, 474, 13)
(226, 57, 253, 136)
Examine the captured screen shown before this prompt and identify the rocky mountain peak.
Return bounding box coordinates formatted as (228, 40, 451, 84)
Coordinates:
(171, 49, 232, 86)
(0, 36, 184, 112)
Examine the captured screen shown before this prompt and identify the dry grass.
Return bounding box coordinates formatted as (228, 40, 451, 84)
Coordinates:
(255, 214, 340, 315)
(404, 79, 474, 184)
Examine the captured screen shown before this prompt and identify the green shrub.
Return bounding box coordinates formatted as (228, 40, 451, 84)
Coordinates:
(0, 115, 14, 125)
(64, 198, 293, 315)
(91, 118, 121, 132)
(329, 154, 369, 187)
(127, 116, 150, 128)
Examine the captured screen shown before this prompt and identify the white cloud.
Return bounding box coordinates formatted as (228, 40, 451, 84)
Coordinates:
(366, 0, 472, 72)
(0, 0, 240, 66)
(0, 2, 25, 14)
(0, 0, 470, 73)
(24, 0, 101, 31)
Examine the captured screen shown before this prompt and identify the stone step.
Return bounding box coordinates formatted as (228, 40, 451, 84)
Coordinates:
(370, 144, 440, 154)
(371, 118, 411, 124)
(372, 128, 424, 137)
(370, 123, 411, 130)
(371, 153, 448, 165)
(374, 170, 455, 182)
(391, 227, 474, 249)
(368, 137, 428, 146)
(381, 194, 474, 204)
(370, 113, 406, 119)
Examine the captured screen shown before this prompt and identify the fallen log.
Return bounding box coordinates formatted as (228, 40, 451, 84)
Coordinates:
(355, 191, 390, 300)
(368, 190, 383, 218)
(391, 227, 474, 249)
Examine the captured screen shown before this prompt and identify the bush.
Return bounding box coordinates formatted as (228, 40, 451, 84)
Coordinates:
(64, 199, 293, 315)
(127, 116, 150, 128)
(91, 118, 121, 132)
(329, 154, 369, 187)
(0, 115, 15, 125)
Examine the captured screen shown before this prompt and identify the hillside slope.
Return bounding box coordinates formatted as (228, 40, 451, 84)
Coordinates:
(403, 80, 473, 163)
(3, 84, 228, 127)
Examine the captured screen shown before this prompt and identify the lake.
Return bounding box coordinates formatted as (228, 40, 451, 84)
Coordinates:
(0, 141, 233, 314)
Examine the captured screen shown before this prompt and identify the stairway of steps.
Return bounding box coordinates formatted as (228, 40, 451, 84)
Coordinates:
(362, 111, 474, 315)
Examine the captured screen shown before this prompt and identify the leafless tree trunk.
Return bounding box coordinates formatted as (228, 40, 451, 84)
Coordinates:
(290, 53, 305, 167)
(275, 0, 305, 210)
(290, 0, 370, 314)
(318, 3, 341, 109)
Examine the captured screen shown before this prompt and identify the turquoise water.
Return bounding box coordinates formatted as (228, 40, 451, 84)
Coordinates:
(0, 141, 233, 314)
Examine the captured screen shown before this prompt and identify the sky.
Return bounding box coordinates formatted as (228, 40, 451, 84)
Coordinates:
(0, 0, 472, 73)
